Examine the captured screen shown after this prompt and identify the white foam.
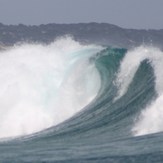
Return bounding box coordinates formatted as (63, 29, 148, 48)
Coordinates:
(114, 46, 163, 136)
(132, 94, 163, 136)
(0, 37, 102, 138)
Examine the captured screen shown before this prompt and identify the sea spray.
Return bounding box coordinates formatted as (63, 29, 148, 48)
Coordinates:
(0, 37, 102, 138)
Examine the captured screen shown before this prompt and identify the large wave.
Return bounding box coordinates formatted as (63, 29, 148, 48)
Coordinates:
(1, 38, 163, 140)
(1, 38, 163, 162)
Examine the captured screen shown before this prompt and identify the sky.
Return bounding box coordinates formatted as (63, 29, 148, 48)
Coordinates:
(0, 0, 163, 29)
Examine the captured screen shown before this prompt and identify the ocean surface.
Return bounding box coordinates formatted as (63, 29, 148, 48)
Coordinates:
(0, 37, 163, 162)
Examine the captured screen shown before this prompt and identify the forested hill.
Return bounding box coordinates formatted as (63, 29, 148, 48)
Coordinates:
(0, 22, 163, 48)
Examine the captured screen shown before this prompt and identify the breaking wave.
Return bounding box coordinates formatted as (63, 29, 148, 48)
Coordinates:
(1, 38, 163, 162)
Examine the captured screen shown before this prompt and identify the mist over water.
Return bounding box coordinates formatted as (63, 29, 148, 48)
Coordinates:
(0, 37, 102, 138)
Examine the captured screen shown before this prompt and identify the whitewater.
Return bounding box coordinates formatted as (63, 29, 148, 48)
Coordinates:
(1, 37, 163, 163)
(0, 37, 102, 138)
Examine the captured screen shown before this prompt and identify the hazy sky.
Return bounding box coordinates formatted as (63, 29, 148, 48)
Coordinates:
(0, 0, 163, 29)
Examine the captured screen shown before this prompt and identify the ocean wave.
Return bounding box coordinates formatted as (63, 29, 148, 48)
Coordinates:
(0, 38, 163, 162)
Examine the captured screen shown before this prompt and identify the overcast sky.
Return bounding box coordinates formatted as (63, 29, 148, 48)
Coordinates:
(0, 0, 163, 29)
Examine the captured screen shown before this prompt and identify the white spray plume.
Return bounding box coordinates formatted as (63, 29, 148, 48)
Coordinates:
(0, 37, 102, 139)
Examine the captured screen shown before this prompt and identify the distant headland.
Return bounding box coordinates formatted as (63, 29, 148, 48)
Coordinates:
(0, 22, 163, 49)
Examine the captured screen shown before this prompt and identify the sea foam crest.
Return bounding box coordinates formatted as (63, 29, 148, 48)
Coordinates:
(0, 37, 102, 139)
(114, 46, 163, 136)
